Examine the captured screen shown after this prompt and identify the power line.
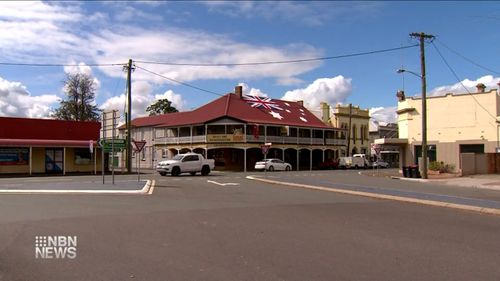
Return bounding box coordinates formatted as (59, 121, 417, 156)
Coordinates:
(435, 39, 500, 75)
(0, 62, 125, 67)
(135, 44, 418, 66)
(431, 41, 498, 122)
(134, 64, 224, 97)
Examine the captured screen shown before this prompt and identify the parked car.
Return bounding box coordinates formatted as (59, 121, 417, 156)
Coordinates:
(254, 159, 292, 171)
(372, 160, 390, 168)
(156, 153, 215, 176)
(318, 160, 339, 170)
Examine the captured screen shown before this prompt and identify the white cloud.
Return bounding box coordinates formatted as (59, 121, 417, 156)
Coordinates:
(0, 1, 324, 85)
(238, 83, 268, 97)
(64, 62, 92, 76)
(281, 76, 352, 110)
(63, 62, 101, 91)
(202, 2, 381, 26)
(369, 106, 397, 131)
(428, 75, 500, 97)
(100, 81, 188, 118)
(154, 90, 187, 111)
(91, 28, 322, 85)
(0, 77, 60, 118)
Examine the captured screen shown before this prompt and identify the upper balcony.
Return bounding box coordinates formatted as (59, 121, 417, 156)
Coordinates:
(153, 124, 347, 146)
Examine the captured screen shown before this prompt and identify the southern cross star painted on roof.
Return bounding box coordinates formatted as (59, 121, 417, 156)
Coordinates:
(269, 111, 284, 120)
(243, 94, 283, 111)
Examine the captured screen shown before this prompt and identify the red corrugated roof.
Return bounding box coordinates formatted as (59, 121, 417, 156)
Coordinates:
(0, 117, 100, 140)
(130, 94, 332, 129)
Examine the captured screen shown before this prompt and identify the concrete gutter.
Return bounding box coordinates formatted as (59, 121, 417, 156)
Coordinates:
(246, 176, 500, 216)
(0, 180, 155, 195)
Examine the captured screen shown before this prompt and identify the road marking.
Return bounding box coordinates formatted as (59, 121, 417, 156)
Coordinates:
(246, 176, 500, 216)
(24, 178, 74, 183)
(148, 180, 156, 194)
(0, 180, 153, 195)
(207, 180, 240, 187)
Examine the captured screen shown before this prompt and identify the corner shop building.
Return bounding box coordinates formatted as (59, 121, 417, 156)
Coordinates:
(0, 117, 102, 175)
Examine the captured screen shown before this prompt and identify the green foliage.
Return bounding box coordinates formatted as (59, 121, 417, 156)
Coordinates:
(52, 73, 101, 121)
(146, 98, 178, 116)
(429, 161, 455, 173)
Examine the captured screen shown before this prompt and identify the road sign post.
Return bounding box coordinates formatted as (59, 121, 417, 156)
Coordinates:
(133, 140, 147, 182)
(261, 143, 272, 177)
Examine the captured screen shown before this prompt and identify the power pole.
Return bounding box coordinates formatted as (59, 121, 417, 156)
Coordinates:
(410, 32, 434, 179)
(346, 103, 352, 157)
(124, 59, 134, 173)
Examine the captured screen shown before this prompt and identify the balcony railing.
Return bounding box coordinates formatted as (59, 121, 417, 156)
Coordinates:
(157, 134, 346, 146)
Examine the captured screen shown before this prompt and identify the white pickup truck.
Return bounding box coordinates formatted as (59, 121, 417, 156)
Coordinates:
(156, 153, 215, 176)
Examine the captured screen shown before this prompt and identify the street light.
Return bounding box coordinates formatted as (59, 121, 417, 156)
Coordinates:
(397, 67, 428, 179)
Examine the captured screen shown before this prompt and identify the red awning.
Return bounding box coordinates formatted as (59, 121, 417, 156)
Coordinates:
(0, 139, 97, 148)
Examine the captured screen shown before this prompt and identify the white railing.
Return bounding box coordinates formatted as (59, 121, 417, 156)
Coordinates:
(266, 136, 283, 143)
(311, 138, 324, 145)
(247, 135, 264, 142)
(178, 136, 191, 143)
(325, 139, 347, 145)
(192, 135, 206, 143)
(157, 135, 346, 146)
(298, 137, 310, 144)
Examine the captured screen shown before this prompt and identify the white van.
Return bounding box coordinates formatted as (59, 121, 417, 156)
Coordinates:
(339, 155, 370, 169)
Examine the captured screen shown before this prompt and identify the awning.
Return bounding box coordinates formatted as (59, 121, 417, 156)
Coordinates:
(374, 138, 408, 146)
(0, 139, 98, 148)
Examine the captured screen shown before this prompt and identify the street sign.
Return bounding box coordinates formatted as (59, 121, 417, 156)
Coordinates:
(261, 144, 271, 155)
(100, 139, 126, 148)
(133, 140, 147, 152)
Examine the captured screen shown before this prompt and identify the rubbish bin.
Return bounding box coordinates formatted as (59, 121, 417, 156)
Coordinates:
(402, 166, 409, 178)
(410, 165, 420, 178)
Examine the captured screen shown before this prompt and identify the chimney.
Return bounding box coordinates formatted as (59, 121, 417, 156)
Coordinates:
(297, 100, 303, 106)
(396, 90, 405, 101)
(476, 83, 486, 93)
(320, 102, 330, 124)
(235, 85, 243, 98)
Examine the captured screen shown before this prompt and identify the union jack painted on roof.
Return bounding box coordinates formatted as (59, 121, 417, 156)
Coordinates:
(242, 94, 283, 111)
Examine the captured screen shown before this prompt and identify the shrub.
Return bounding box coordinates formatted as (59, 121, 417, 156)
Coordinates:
(428, 161, 455, 173)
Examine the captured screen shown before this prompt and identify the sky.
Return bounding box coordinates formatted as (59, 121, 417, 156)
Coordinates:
(0, 1, 499, 130)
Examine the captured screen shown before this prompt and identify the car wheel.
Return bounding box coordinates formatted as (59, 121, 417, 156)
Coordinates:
(285, 166, 291, 171)
(159, 172, 166, 176)
(171, 167, 180, 176)
(268, 166, 274, 171)
(190, 172, 196, 176)
(201, 165, 210, 176)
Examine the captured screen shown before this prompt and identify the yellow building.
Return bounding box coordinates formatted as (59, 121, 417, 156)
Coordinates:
(382, 84, 500, 172)
(320, 102, 370, 157)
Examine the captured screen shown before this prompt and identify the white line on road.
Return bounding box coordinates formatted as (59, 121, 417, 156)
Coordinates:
(207, 180, 240, 187)
(0, 180, 153, 195)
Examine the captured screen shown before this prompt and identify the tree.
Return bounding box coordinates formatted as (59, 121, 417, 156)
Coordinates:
(52, 73, 101, 121)
(146, 98, 178, 116)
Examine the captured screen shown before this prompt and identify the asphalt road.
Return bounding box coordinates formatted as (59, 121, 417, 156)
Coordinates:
(0, 170, 499, 281)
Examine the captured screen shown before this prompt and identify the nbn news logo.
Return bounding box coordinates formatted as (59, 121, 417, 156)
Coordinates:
(35, 236, 77, 259)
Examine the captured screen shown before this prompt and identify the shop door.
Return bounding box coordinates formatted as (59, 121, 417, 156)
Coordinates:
(45, 148, 64, 173)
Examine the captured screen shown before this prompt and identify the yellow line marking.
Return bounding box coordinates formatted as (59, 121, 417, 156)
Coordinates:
(148, 180, 156, 195)
(246, 176, 500, 216)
